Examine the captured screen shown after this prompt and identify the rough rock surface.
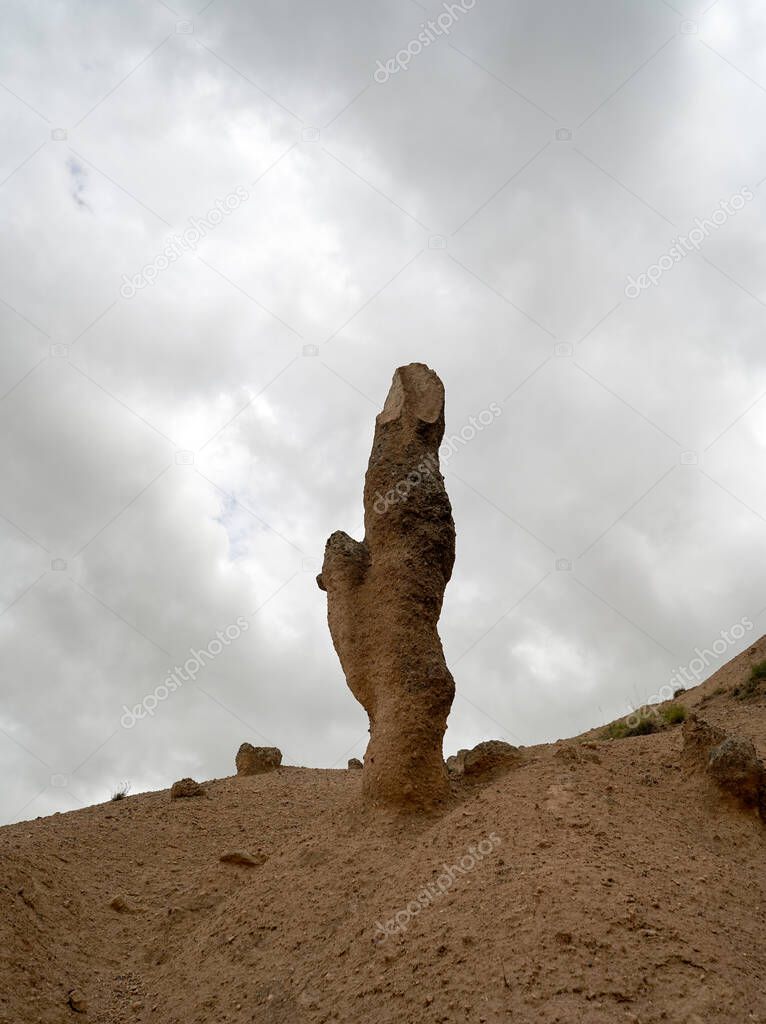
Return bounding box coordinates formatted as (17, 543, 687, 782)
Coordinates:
(681, 713, 726, 765)
(235, 743, 282, 776)
(682, 713, 766, 817)
(447, 740, 522, 777)
(463, 740, 522, 775)
(317, 363, 456, 810)
(708, 737, 765, 813)
(68, 990, 88, 1013)
(170, 778, 204, 799)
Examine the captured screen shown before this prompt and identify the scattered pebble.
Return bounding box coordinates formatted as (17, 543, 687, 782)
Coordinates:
(68, 990, 87, 1013)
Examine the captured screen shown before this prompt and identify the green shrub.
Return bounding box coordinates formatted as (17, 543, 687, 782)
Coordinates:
(602, 720, 627, 740)
(602, 712, 659, 740)
(601, 702, 686, 739)
(732, 662, 766, 700)
(660, 703, 687, 725)
(629, 716, 660, 736)
(734, 676, 761, 701)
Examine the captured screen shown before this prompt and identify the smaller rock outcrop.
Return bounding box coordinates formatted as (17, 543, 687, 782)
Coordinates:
(235, 744, 282, 776)
(682, 714, 726, 762)
(347, 758, 363, 770)
(707, 738, 764, 810)
(682, 714, 765, 819)
(170, 777, 205, 799)
(447, 740, 521, 778)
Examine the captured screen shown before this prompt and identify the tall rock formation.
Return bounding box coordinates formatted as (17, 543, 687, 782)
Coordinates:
(317, 363, 456, 809)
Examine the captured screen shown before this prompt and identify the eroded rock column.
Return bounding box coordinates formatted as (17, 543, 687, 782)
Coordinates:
(317, 363, 456, 810)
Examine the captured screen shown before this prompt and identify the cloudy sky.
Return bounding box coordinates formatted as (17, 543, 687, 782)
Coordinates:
(2, 0, 766, 825)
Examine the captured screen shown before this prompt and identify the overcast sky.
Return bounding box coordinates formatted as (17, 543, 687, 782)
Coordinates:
(2, 0, 766, 825)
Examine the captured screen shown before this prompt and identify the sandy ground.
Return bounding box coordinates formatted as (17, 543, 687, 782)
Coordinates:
(2, 640, 766, 1024)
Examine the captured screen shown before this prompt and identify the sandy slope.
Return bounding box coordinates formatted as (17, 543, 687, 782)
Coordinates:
(2, 641, 766, 1024)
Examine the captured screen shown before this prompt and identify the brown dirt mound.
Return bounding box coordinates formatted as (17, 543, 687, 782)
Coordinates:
(2, 644, 766, 1023)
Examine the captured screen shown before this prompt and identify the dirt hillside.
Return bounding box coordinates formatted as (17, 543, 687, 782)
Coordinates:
(3, 640, 766, 1024)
